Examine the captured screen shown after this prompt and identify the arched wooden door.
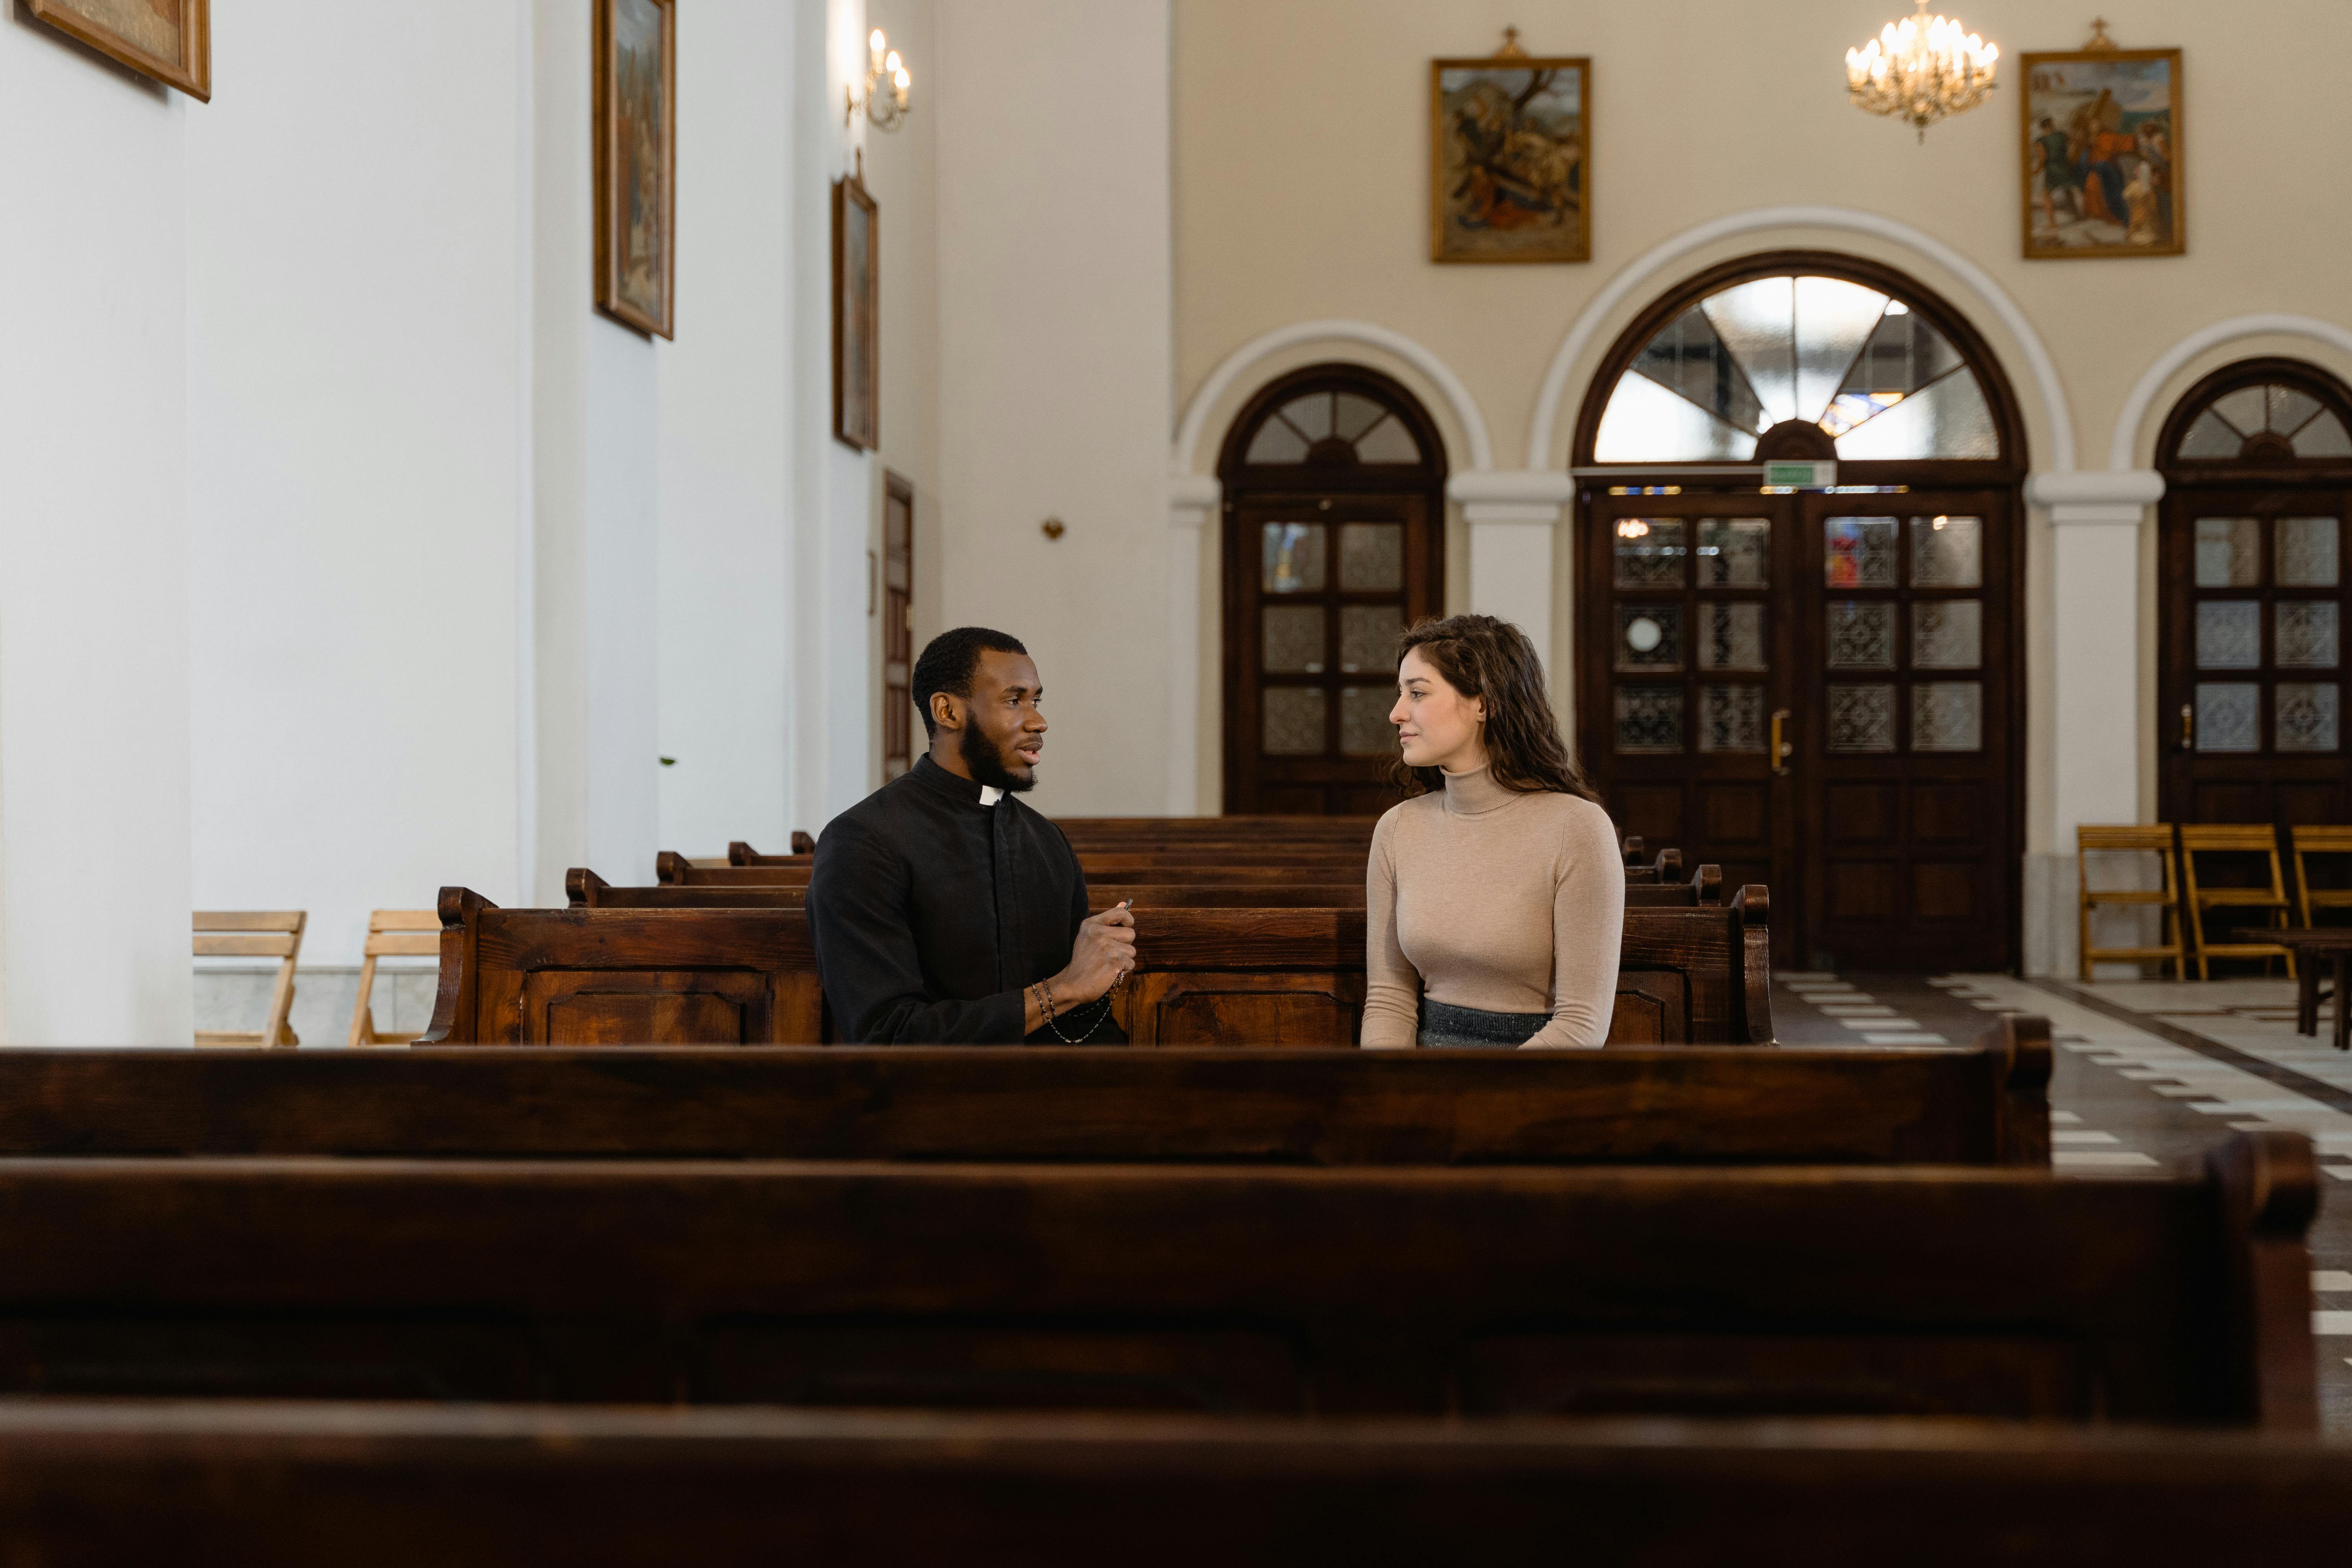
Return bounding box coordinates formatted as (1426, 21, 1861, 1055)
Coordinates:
(2157, 358, 2352, 824)
(1571, 253, 2028, 970)
(1218, 366, 1447, 815)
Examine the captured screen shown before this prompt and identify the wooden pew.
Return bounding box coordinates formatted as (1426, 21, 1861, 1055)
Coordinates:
(0, 1018, 2048, 1164)
(429, 889, 1770, 1046)
(0, 1131, 2303, 1419)
(4, 1404, 2350, 1568)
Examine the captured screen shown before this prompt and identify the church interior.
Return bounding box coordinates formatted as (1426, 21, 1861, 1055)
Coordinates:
(2, 0, 2352, 1553)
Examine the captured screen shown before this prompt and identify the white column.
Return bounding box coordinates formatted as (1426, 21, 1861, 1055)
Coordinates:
(1450, 470, 1575, 682)
(1166, 474, 1220, 814)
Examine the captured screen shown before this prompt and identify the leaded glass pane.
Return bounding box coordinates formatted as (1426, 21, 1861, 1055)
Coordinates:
(1700, 276, 1798, 427)
(2270, 385, 2323, 436)
(1698, 518, 1770, 587)
(1246, 420, 1309, 463)
(2294, 410, 2352, 459)
(1354, 418, 1421, 462)
(2195, 601, 2262, 669)
(1338, 687, 1396, 756)
(2276, 517, 2340, 587)
(1793, 276, 1892, 425)
(2212, 387, 2268, 435)
(1593, 373, 1759, 462)
(2176, 409, 2243, 459)
(1262, 605, 1325, 673)
(1334, 393, 1386, 442)
(1911, 682, 1983, 752)
(2194, 682, 2260, 753)
(1261, 687, 1326, 755)
(1834, 305, 1964, 409)
(1827, 602, 1895, 669)
(1261, 523, 1325, 593)
(1339, 604, 1402, 674)
(1912, 601, 1982, 669)
(1911, 515, 1983, 588)
(2276, 683, 2341, 753)
(1618, 604, 1682, 671)
(1696, 603, 1766, 671)
(1697, 685, 1767, 753)
(1613, 518, 1685, 587)
(1281, 394, 1334, 441)
(1614, 686, 1683, 753)
(1833, 369, 1998, 459)
(2276, 603, 2339, 669)
(1338, 523, 1403, 591)
(1825, 517, 1899, 588)
(2194, 518, 2262, 587)
(1827, 684, 1897, 753)
(1632, 304, 1767, 436)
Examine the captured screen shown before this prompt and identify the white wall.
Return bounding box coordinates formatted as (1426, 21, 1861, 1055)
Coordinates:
(0, 14, 193, 1042)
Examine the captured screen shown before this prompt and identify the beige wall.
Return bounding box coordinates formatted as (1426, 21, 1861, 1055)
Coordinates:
(1173, 0, 2352, 854)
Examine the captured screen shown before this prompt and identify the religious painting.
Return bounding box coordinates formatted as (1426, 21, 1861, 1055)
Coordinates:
(833, 166, 879, 451)
(1429, 51, 1589, 264)
(595, 0, 676, 338)
(27, 0, 210, 100)
(2020, 46, 2183, 259)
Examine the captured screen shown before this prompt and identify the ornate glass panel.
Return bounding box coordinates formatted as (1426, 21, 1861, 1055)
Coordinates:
(1912, 601, 1982, 669)
(1334, 393, 1387, 442)
(1697, 518, 1770, 587)
(2276, 602, 2339, 669)
(1613, 518, 1685, 587)
(2270, 385, 2323, 436)
(1356, 418, 1421, 462)
(1617, 604, 1682, 671)
(1833, 369, 1998, 459)
(1826, 602, 1896, 669)
(1792, 276, 1893, 424)
(1338, 604, 1402, 674)
(1697, 684, 1767, 753)
(1245, 420, 1309, 463)
(1592, 372, 1759, 462)
(1700, 275, 1799, 426)
(1824, 517, 1899, 588)
(1261, 523, 1325, 593)
(1632, 303, 1767, 435)
(1338, 523, 1403, 591)
(2295, 410, 2352, 458)
(2176, 409, 2243, 459)
(1696, 603, 1766, 671)
(2276, 683, 2341, 753)
(1833, 305, 1964, 416)
(1247, 392, 1424, 465)
(2193, 518, 2262, 588)
(2194, 682, 2260, 753)
(1910, 515, 1983, 588)
(2195, 602, 2262, 669)
(2276, 517, 2340, 587)
(1261, 687, 1327, 756)
(1614, 685, 1684, 753)
(1262, 605, 1325, 673)
(1826, 684, 1897, 753)
(2212, 387, 2268, 435)
(1338, 687, 1396, 756)
(1911, 682, 1983, 752)
(1282, 394, 1335, 441)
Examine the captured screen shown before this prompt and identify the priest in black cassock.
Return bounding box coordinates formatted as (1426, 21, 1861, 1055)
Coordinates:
(806, 626, 1136, 1044)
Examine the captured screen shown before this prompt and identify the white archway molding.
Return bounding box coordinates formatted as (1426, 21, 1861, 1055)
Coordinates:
(1170, 319, 1496, 475)
(1524, 204, 2077, 474)
(2109, 313, 2352, 471)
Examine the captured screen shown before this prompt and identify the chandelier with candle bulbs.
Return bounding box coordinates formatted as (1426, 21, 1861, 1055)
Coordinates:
(1845, 0, 1998, 142)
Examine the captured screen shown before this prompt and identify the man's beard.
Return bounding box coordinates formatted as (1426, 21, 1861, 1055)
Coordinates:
(960, 720, 1037, 792)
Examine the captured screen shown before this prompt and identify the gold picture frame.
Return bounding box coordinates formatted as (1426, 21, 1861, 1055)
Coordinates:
(28, 0, 210, 100)
(833, 164, 880, 451)
(2020, 45, 2183, 259)
(1429, 51, 1589, 264)
(594, 0, 677, 338)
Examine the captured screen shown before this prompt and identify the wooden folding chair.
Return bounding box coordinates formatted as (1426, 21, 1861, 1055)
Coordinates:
(194, 911, 305, 1049)
(2076, 826, 2186, 981)
(2178, 825, 2295, 981)
(348, 910, 440, 1047)
(2290, 825, 2352, 928)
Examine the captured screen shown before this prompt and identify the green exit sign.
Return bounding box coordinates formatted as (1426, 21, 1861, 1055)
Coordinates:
(1764, 460, 1836, 489)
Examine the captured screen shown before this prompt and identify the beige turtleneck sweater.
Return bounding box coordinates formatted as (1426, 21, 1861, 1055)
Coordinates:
(1361, 766, 1625, 1050)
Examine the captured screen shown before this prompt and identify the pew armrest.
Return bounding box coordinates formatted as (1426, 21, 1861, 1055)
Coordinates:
(564, 868, 609, 909)
(1691, 864, 1724, 904)
(1979, 1013, 2052, 1166)
(1729, 885, 1774, 1045)
(656, 851, 689, 885)
(416, 887, 495, 1046)
(2211, 1129, 2320, 1430)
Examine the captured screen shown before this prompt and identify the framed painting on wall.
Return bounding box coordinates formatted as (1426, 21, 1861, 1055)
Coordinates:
(833, 162, 879, 451)
(594, 0, 676, 338)
(28, 0, 210, 100)
(2020, 41, 2183, 259)
(1429, 43, 1589, 264)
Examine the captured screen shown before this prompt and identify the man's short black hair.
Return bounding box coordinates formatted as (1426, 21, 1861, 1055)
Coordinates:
(912, 626, 1029, 739)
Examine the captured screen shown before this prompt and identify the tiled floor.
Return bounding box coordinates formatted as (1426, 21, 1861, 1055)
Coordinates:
(1773, 969, 2352, 1434)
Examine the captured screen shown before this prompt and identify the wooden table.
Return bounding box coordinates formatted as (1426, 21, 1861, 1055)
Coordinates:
(2246, 928, 2352, 1051)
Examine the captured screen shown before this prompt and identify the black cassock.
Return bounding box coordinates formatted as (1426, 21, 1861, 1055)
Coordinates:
(806, 755, 1123, 1044)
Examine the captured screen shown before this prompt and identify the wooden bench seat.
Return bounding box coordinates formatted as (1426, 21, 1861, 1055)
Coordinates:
(0, 1130, 2302, 1419)
(0, 1019, 2047, 1164)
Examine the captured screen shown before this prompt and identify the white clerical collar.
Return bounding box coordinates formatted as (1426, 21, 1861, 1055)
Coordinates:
(978, 785, 1003, 807)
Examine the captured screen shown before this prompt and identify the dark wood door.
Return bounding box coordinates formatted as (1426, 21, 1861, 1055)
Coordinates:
(2159, 495, 2349, 824)
(1225, 494, 1442, 814)
(880, 472, 914, 781)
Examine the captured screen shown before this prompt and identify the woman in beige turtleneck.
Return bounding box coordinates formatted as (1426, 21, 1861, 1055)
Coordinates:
(1361, 615, 1623, 1050)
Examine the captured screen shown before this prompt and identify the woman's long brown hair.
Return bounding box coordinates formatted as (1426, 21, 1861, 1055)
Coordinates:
(1388, 614, 1601, 802)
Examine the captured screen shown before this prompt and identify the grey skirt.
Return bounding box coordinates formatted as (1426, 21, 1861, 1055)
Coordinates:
(1417, 998, 1550, 1049)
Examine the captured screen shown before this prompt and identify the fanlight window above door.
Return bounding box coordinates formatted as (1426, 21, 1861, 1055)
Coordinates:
(1592, 275, 2001, 464)
(1245, 390, 1424, 465)
(2172, 381, 2352, 462)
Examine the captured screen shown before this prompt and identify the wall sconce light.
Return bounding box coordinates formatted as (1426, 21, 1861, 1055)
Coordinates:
(847, 28, 913, 131)
(1041, 518, 1066, 541)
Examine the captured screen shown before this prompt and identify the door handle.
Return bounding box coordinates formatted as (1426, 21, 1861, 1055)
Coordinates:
(2179, 702, 2193, 750)
(1770, 709, 1793, 775)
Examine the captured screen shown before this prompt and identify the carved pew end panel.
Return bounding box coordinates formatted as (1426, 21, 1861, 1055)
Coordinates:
(1121, 973, 1367, 1048)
